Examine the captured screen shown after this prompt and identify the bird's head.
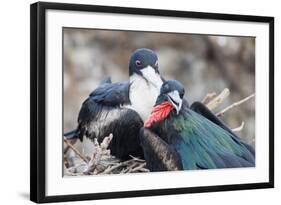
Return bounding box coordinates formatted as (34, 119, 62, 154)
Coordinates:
(144, 80, 185, 128)
(156, 80, 185, 114)
(129, 48, 162, 87)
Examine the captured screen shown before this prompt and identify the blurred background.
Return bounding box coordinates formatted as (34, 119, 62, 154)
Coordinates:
(63, 28, 255, 147)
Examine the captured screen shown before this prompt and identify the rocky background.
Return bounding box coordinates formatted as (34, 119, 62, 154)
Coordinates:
(63, 28, 255, 147)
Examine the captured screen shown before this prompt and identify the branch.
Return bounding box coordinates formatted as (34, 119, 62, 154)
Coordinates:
(100, 156, 147, 174)
(201, 92, 217, 104)
(205, 88, 230, 110)
(216, 93, 255, 117)
(84, 134, 113, 174)
(63, 137, 88, 163)
(129, 155, 146, 162)
(128, 163, 147, 173)
(231, 121, 245, 132)
(102, 159, 134, 174)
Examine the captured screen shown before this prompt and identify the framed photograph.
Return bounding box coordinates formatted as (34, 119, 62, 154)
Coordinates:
(30, 2, 274, 203)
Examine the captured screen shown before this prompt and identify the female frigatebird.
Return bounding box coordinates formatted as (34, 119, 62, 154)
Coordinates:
(140, 80, 255, 171)
(65, 48, 163, 160)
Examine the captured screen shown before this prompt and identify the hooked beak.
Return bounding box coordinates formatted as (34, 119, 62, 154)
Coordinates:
(167, 91, 183, 114)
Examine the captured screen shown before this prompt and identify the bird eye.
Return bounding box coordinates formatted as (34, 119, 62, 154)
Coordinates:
(135, 60, 142, 67)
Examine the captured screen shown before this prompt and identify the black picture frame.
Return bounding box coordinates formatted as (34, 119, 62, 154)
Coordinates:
(30, 1, 274, 203)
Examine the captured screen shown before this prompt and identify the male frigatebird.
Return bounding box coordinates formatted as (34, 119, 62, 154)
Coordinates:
(65, 48, 163, 160)
(140, 80, 255, 171)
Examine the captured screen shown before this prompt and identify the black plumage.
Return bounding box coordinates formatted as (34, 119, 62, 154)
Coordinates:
(65, 48, 164, 160)
(76, 80, 143, 160)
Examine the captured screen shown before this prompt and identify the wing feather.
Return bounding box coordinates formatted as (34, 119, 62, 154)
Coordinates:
(191, 101, 255, 156)
(76, 80, 143, 160)
(173, 108, 255, 169)
(89, 81, 130, 106)
(140, 128, 183, 171)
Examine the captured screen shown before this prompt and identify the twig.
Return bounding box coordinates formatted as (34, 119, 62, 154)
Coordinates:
(64, 137, 88, 163)
(231, 121, 245, 132)
(128, 163, 147, 173)
(100, 134, 113, 149)
(122, 162, 139, 173)
(201, 92, 217, 104)
(102, 159, 134, 174)
(84, 134, 113, 174)
(206, 88, 230, 110)
(216, 94, 255, 117)
(129, 155, 146, 162)
(139, 168, 150, 172)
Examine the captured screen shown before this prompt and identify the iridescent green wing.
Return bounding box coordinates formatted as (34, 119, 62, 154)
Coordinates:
(173, 109, 255, 170)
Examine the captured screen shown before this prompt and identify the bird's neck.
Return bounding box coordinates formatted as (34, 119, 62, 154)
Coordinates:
(144, 102, 174, 128)
(128, 74, 163, 120)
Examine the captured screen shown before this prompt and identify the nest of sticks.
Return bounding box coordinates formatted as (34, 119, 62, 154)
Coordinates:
(64, 88, 254, 176)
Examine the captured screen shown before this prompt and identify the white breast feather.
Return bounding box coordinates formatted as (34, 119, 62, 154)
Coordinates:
(128, 66, 163, 120)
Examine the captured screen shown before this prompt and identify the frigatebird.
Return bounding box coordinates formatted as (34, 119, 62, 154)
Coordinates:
(140, 80, 255, 171)
(65, 48, 163, 160)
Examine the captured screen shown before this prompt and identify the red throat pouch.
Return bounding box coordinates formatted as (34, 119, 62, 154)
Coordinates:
(144, 102, 174, 128)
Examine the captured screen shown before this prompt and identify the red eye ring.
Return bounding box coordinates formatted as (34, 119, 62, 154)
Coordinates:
(135, 60, 141, 66)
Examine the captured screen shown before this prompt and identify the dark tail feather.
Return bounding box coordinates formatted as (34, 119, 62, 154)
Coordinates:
(64, 129, 78, 140)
